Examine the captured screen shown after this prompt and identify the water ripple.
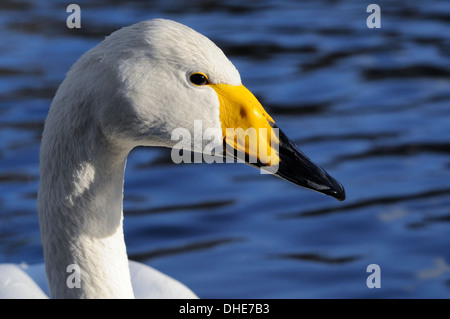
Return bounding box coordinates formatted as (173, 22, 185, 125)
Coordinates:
(271, 252, 361, 265)
(334, 142, 450, 165)
(363, 65, 450, 80)
(280, 188, 450, 219)
(125, 199, 234, 216)
(129, 237, 243, 262)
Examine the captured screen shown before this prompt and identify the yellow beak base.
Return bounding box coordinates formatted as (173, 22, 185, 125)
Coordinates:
(211, 84, 280, 167)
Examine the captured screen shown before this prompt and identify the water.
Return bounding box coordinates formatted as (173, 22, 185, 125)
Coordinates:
(1, 0, 450, 298)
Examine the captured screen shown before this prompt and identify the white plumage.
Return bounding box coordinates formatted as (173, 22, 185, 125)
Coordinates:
(3, 19, 235, 299)
(0, 261, 197, 298)
(0, 18, 345, 299)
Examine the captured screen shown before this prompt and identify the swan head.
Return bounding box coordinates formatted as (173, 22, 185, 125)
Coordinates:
(57, 19, 345, 201)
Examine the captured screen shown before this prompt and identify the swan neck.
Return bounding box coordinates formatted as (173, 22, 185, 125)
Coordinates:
(38, 118, 135, 298)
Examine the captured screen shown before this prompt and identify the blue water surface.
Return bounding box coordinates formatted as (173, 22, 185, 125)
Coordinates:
(1, 0, 449, 298)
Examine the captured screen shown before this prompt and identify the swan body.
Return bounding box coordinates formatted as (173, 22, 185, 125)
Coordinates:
(0, 19, 344, 299)
(0, 261, 196, 298)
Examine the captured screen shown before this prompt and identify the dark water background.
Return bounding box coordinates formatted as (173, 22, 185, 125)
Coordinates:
(1, 0, 449, 298)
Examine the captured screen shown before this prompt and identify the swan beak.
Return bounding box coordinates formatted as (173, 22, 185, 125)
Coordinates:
(211, 84, 345, 201)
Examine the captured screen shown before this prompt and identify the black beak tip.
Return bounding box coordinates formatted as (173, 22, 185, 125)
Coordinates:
(323, 175, 346, 201)
(271, 125, 346, 202)
(329, 185, 346, 201)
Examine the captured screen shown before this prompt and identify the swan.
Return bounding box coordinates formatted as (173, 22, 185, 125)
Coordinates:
(0, 19, 345, 299)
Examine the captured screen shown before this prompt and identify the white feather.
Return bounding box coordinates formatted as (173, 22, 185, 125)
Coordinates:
(1, 19, 242, 299)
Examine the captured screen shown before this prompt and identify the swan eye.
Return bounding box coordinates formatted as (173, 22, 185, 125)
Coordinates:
(190, 73, 209, 86)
